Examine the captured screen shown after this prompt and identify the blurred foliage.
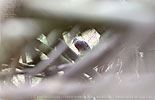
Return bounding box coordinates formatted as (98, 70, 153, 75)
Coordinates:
(33, 77, 42, 84)
(37, 34, 49, 46)
(1, 0, 155, 100)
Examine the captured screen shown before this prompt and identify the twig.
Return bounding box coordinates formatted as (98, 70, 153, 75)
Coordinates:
(26, 40, 68, 76)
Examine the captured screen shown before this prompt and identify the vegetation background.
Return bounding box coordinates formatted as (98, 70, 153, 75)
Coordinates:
(0, 0, 155, 100)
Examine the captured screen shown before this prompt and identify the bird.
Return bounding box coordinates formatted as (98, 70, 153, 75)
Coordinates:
(73, 38, 91, 54)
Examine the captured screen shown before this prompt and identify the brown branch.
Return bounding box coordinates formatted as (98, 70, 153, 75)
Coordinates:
(15, 70, 44, 78)
(29, 29, 64, 65)
(63, 46, 79, 61)
(26, 40, 68, 76)
(0, 78, 85, 100)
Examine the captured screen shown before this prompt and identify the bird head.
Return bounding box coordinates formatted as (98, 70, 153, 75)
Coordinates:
(73, 38, 78, 43)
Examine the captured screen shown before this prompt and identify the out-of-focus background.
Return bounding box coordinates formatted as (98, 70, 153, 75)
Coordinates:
(0, 0, 155, 100)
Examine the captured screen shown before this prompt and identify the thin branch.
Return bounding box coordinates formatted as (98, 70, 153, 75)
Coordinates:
(26, 40, 68, 76)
